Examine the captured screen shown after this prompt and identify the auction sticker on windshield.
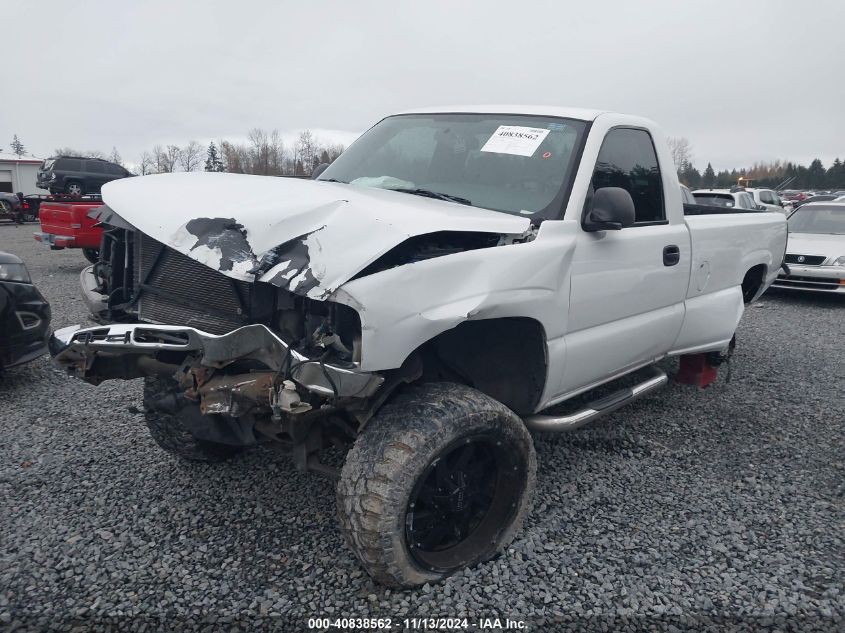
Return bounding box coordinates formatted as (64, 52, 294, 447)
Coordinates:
(481, 125, 550, 157)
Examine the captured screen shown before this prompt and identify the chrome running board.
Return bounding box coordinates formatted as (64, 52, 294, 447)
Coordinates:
(524, 366, 668, 432)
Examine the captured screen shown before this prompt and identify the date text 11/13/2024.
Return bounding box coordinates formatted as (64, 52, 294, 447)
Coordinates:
(307, 617, 527, 630)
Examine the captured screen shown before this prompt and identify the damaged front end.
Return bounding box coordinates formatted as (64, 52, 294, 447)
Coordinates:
(51, 322, 383, 402)
(53, 173, 537, 473)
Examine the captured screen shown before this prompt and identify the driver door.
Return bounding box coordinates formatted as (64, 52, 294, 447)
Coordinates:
(560, 128, 691, 395)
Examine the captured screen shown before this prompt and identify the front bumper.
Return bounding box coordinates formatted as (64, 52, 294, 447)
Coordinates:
(50, 322, 384, 398)
(771, 264, 845, 294)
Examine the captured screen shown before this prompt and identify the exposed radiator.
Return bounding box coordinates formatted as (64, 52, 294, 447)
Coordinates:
(134, 233, 251, 335)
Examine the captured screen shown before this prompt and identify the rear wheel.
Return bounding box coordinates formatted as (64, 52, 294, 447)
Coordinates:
(337, 382, 536, 587)
(142, 376, 244, 462)
(82, 248, 99, 264)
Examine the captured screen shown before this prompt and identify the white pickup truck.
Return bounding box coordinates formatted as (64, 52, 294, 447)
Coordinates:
(50, 106, 787, 587)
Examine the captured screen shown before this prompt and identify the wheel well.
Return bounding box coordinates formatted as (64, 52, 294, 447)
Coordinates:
(741, 264, 767, 303)
(414, 317, 547, 415)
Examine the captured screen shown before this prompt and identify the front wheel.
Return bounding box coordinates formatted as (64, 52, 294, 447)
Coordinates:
(336, 382, 536, 587)
(82, 248, 99, 264)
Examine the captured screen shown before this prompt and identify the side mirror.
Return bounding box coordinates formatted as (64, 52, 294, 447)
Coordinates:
(311, 163, 329, 179)
(583, 187, 636, 231)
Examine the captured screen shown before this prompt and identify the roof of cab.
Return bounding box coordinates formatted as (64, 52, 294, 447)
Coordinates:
(393, 105, 610, 121)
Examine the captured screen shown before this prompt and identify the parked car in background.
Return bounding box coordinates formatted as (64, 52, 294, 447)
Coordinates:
(780, 190, 807, 203)
(36, 156, 132, 195)
(0, 252, 52, 373)
(0, 192, 24, 223)
(745, 187, 787, 213)
(51, 106, 787, 587)
(692, 188, 759, 210)
(33, 195, 105, 263)
(792, 194, 841, 210)
(771, 202, 845, 294)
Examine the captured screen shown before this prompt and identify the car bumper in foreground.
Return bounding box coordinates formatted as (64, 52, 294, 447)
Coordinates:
(771, 265, 845, 294)
(1, 338, 49, 370)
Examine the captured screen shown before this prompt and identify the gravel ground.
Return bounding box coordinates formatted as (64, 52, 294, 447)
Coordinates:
(1, 222, 843, 632)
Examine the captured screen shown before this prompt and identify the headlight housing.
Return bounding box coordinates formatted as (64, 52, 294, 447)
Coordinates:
(831, 255, 845, 267)
(0, 263, 32, 283)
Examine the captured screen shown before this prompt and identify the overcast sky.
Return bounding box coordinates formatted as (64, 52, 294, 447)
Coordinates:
(3, 0, 844, 171)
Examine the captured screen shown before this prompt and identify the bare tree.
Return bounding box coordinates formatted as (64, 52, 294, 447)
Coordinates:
(153, 144, 181, 173)
(179, 141, 203, 172)
(53, 147, 105, 159)
(109, 146, 123, 166)
(248, 128, 271, 175)
(667, 137, 693, 170)
(296, 130, 317, 176)
(135, 151, 155, 175)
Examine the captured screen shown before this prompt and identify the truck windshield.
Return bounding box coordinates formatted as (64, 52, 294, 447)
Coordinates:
(318, 113, 587, 217)
(787, 205, 845, 234)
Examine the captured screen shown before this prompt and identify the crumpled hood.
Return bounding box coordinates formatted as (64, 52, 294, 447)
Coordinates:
(786, 232, 845, 261)
(101, 172, 531, 299)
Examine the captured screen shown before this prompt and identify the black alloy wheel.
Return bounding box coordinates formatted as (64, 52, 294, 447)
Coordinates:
(405, 433, 522, 572)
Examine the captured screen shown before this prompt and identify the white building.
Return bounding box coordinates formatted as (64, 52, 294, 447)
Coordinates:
(0, 153, 44, 195)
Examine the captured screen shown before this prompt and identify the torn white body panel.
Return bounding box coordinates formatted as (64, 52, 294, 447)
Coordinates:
(102, 172, 531, 299)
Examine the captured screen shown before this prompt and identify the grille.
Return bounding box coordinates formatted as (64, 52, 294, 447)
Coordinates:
(784, 254, 826, 266)
(134, 234, 250, 334)
(775, 274, 843, 289)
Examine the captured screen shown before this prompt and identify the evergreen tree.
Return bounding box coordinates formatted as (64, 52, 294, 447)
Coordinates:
(701, 163, 716, 188)
(204, 142, 224, 172)
(679, 161, 701, 188)
(10, 134, 25, 157)
(825, 158, 844, 188)
(807, 159, 825, 189)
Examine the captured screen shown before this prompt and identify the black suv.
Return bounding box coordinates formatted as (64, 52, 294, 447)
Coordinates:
(36, 156, 132, 195)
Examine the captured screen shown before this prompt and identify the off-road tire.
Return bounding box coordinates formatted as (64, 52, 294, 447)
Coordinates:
(143, 376, 243, 463)
(82, 248, 99, 264)
(336, 382, 536, 587)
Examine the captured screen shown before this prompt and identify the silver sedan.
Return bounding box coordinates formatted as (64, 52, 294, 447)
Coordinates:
(771, 202, 845, 294)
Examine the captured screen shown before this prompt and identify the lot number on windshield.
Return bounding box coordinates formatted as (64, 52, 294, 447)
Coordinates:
(481, 125, 550, 157)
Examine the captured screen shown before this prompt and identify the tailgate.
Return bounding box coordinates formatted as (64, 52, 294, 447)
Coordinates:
(37, 201, 104, 247)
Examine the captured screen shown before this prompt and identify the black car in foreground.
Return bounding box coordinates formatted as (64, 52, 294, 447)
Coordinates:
(36, 156, 132, 195)
(0, 252, 51, 372)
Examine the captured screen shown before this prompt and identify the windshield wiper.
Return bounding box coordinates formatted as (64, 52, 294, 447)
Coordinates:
(319, 178, 348, 184)
(390, 188, 472, 206)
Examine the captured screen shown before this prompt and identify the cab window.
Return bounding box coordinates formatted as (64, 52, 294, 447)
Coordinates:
(591, 128, 665, 224)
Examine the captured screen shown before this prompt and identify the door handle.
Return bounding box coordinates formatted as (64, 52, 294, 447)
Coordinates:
(663, 245, 680, 266)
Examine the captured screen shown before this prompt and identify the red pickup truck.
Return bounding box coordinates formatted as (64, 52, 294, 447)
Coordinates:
(33, 196, 104, 263)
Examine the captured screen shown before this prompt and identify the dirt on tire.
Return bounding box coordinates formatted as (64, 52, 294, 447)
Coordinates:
(336, 382, 536, 587)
